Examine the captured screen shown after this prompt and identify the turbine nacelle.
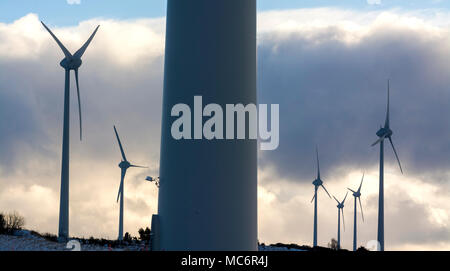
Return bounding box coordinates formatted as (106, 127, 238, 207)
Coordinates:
(118, 160, 131, 169)
(60, 57, 82, 70)
(312, 178, 323, 187)
(352, 191, 361, 198)
(376, 127, 392, 139)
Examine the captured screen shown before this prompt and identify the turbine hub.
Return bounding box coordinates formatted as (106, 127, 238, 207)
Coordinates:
(312, 178, 322, 186)
(119, 161, 130, 169)
(60, 57, 82, 70)
(376, 127, 393, 138)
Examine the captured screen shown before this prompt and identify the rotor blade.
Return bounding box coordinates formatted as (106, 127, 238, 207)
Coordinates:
(388, 136, 403, 174)
(347, 188, 356, 193)
(75, 69, 82, 141)
(371, 135, 386, 147)
(113, 126, 127, 162)
(41, 21, 72, 59)
(342, 191, 348, 204)
(385, 79, 390, 129)
(321, 184, 331, 198)
(311, 194, 315, 203)
(358, 197, 364, 222)
(333, 195, 340, 204)
(117, 168, 126, 203)
(358, 173, 365, 193)
(316, 146, 320, 179)
(341, 208, 345, 232)
(74, 25, 100, 59)
(129, 165, 148, 169)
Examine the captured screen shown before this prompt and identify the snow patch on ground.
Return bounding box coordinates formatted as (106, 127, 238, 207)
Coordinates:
(0, 233, 146, 251)
(0, 232, 304, 251)
(258, 245, 305, 251)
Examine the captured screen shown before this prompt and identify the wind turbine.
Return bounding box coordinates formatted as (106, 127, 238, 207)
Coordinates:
(41, 21, 99, 241)
(348, 173, 365, 251)
(311, 147, 332, 247)
(114, 125, 147, 241)
(146, 176, 160, 188)
(371, 80, 403, 251)
(332, 191, 348, 250)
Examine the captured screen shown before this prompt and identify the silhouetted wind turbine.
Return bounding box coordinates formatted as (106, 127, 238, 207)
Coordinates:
(311, 147, 332, 247)
(333, 191, 348, 250)
(114, 126, 147, 241)
(371, 80, 403, 251)
(348, 173, 365, 251)
(41, 21, 99, 241)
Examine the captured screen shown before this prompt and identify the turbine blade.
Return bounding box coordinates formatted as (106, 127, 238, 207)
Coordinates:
(113, 126, 127, 162)
(75, 69, 82, 141)
(388, 136, 403, 174)
(347, 188, 356, 193)
(341, 208, 345, 232)
(316, 146, 320, 179)
(358, 197, 364, 222)
(358, 173, 365, 193)
(342, 191, 348, 204)
(117, 168, 126, 203)
(321, 184, 331, 198)
(129, 164, 148, 169)
(41, 21, 72, 59)
(311, 194, 315, 203)
(385, 79, 390, 129)
(371, 135, 385, 147)
(333, 195, 340, 204)
(74, 25, 100, 59)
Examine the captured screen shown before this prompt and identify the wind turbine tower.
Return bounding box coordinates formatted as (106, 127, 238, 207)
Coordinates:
(311, 147, 332, 247)
(113, 126, 147, 241)
(333, 192, 348, 250)
(41, 22, 99, 241)
(157, 0, 257, 250)
(371, 80, 403, 251)
(348, 173, 365, 251)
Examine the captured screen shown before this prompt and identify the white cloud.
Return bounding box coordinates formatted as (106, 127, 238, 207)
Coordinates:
(0, 14, 165, 64)
(67, 0, 81, 5)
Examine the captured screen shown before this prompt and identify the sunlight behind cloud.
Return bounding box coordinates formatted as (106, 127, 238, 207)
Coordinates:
(0, 14, 165, 65)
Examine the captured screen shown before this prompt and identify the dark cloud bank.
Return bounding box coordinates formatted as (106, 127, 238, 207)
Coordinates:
(258, 26, 450, 183)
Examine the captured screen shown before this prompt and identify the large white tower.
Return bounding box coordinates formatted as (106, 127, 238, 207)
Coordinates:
(157, 0, 257, 250)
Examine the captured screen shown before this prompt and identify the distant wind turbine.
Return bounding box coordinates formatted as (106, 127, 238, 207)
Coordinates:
(332, 191, 348, 250)
(146, 176, 160, 188)
(371, 80, 403, 251)
(311, 147, 332, 247)
(348, 173, 365, 251)
(114, 125, 147, 241)
(41, 21, 99, 241)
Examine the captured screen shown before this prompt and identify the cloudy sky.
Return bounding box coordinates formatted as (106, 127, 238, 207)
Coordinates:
(0, 1, 449, 251)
